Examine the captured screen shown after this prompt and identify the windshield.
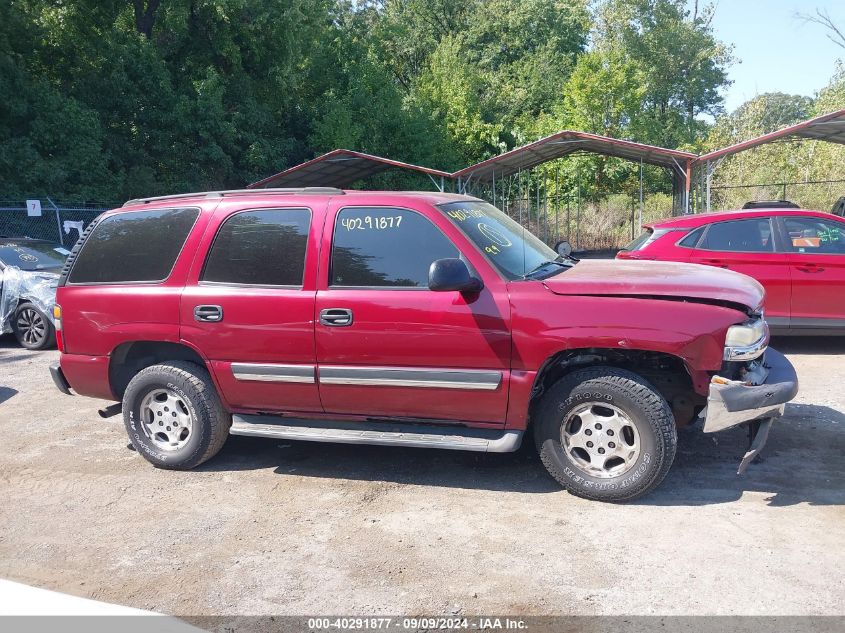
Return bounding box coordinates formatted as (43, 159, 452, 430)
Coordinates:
(0, 242, 69, 271)
(439, 200, 561, 280)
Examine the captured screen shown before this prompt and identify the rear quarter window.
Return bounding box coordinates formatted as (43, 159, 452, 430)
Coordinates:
(67, 207, 199, 284)
(677, 226, 705, 248)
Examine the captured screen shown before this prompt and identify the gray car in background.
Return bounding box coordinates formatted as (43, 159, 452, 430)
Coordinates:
(0, 237, 68, 349)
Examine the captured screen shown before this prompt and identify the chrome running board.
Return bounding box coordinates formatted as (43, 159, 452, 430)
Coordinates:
(230, 415, 522, 453)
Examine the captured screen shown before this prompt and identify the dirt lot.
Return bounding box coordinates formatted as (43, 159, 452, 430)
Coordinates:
(0, 335, 843, 617)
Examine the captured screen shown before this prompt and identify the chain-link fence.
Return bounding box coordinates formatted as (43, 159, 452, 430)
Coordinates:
(468, 177, 676, 254)
(0, 199, 117, 247)
(706, 179, 845, 213)
(499, 193, 675, 252)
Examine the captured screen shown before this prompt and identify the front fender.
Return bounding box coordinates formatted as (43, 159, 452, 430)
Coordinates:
(509, 291, 746, 395)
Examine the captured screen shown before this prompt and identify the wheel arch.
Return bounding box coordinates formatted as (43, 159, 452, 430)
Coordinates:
(528, 347, 705, 428)
(109, 340, 211, 400)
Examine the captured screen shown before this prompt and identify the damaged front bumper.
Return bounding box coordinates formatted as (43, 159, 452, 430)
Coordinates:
(701, 348, 798, 473)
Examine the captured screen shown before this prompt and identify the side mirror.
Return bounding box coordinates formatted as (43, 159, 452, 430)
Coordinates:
(428, 258, 483, 293)
(554, 240, 572, 258)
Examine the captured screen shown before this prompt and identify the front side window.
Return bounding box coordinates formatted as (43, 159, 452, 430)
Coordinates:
(698, 218, 773, 253)
(202, 208, 311, 286)
(331, 207, 458, 287)
(68, 207, 199, 284)
(782, 216, 845, 254)
(439, 200, 559, 280)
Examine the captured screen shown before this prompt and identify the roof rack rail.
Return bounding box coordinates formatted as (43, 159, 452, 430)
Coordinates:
(123, 187, 345, 207)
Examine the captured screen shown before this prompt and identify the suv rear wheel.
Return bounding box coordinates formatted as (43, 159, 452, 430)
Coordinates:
(13, 302, 55, 350)
(534, 367, 677, 502)
(122, 361, 231, 470)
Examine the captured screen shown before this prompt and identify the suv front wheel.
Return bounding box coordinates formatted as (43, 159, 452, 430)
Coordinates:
(534, 367, 677, 502)
(123, 361, 231, 470)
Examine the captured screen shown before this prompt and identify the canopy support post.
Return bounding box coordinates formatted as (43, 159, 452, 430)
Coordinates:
(427, 173, 444, 192)
(638, 158, 644, 234)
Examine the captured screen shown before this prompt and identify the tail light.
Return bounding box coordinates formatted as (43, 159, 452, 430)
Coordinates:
(53, 304, 64, 352)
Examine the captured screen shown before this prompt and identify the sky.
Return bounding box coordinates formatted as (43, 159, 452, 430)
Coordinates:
(708, 0, 845, 113)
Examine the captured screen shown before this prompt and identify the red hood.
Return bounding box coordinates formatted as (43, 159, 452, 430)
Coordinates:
(542, 259, 764, 311)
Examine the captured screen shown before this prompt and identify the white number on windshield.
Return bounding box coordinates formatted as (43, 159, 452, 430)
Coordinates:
(340, 215, 403, 231)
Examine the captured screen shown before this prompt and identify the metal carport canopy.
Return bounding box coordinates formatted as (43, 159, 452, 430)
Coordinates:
(248, 148, 451, 189)
(696, 107, 845, 163)
(451, 130, 697, 183)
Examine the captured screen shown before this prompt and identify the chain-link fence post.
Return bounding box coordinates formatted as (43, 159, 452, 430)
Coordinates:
(47, 197, 64, 246)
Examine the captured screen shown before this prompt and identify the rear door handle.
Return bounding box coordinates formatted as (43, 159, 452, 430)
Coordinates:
(320, 308, 353, 327)
(194, 305, 223, 322)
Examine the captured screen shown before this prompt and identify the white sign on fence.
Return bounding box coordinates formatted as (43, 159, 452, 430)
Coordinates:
(26, 200, 42, 217)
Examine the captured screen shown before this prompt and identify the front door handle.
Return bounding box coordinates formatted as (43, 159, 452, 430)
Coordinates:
(701, 258, 728, 268)
(194, 305, 223, 322)
(320, 308, 353, 327)
(796, 264, 825, 273)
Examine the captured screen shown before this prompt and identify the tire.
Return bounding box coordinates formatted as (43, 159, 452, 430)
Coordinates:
(122, 361, 231, 470)
(534, 366, 677, 502)
(13, 302, 55, 350)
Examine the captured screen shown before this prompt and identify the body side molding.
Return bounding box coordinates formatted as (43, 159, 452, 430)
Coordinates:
(318, 366, 503, 390)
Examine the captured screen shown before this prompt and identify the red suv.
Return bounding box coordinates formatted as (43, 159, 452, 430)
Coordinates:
(50, 189, 798, 501)
(618, 208, 845, 334)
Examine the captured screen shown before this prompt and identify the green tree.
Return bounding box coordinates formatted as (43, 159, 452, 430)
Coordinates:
(596, 0, 733, 148)
(412, 35, 504, 163)
(0, 1, 113, 199)
(704, 86, 845, 211)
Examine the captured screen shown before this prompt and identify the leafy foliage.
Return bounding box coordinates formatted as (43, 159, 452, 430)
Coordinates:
(1, 0, 739, 203)
(705, 69, 845, 211)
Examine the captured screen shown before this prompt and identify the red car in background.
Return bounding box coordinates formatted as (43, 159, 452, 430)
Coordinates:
(618, 208, 845, 334)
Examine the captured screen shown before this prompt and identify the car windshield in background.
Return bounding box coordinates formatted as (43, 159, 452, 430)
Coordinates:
(622, 229, 655, 251)
(439, 200, 564, 280)
(0, 242, 69, 271)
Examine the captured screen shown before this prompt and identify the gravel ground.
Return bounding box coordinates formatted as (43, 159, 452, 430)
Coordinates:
(0, 335, 842, 617)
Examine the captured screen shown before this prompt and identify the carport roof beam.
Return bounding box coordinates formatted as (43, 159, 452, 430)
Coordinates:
(696, 108, 845, 163)
(248, 149, 452, 189)
(451, 131, 697, 183)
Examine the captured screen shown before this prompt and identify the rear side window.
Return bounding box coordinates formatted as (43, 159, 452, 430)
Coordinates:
(698, 218, 773, 253)
(331, 207, 458, 287)
(202, 208, 311, 286)
(68, 208, 199, 284)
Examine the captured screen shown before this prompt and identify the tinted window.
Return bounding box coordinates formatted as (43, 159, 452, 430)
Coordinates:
(202, 209, 311, 285)
(782, 216, 845, 255)
(68, 208, 199, 283)
(331, 208, 458, 287)
(678, 226, 705, 248)
(699, 218, 773, 252)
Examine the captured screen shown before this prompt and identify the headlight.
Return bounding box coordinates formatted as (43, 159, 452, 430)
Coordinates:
(725, 320, 766, 347)
(724, 318, 768, 361)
